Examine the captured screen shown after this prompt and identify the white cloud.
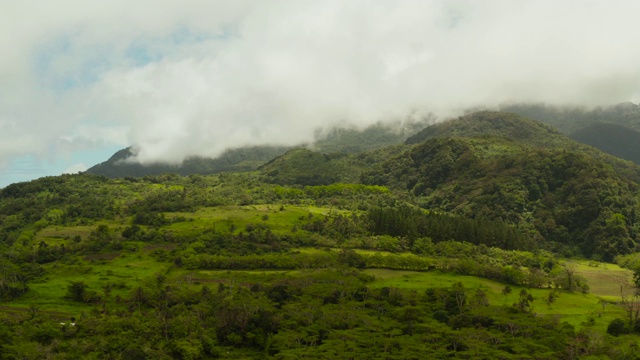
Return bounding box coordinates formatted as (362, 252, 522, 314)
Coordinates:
(1, 0, 640, 168)
(63, 163, 88, 174)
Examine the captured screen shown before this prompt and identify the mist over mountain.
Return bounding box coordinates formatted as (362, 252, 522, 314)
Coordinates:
(258, 111, 640, 260)
(4, 1, 640, 188)
(502, 102, 640, 134)
(570, 123, 640, 165)
(405, 111, 561, 146)
(6, 2, 640, 356)
(86, 145, 292, 178)
(86, 119, 431, 178)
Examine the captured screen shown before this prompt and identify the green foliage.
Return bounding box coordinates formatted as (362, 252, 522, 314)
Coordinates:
(607, 318, 626, 336)
(514, 289, 535, 313)
(365, 132, 640, 260)
(87, 145, 292, 178)
(405, 111, 565, 147)
(2, 119, 640, 358)
(260, 149, 360, 185)
(65, 281, 88, 302)
(368, 205, 532, 250)
(571, 122, 640, 165)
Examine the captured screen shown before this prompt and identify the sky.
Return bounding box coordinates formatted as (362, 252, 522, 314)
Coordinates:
(2, 0, 640, 188)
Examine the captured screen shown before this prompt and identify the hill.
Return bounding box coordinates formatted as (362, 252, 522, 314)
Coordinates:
(256, 111, 640, 260)
(502, 102, 640, 135)
(570, 122, 640, 165)
(406, 111, 640, 182)
(500, 103, 640, 166)
(405, 111, 563, 147)
(86, 145, 291, 178)
(259, 145, 409, 186)
(358, 112, 640, 260)
(5, 111, 640, 358)
(86, 120, 430, 179)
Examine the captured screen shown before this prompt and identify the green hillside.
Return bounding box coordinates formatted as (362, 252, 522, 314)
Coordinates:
(405, 111, 563, 147)
(570, 122, 640, 165)
(502, 102, 640, 134)
(87, 120, 428, 179)
(259, 145, 410, 186)
(361, 112, 640, 260)
(86, 145, 292, 178)
(4, 111, 640, 358)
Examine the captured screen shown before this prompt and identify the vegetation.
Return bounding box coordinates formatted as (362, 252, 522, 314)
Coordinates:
(571, 123, 640, 165)
(504, 102, 640, 165)
(3, 111, 640, 358)
(87, 146, 293, 178)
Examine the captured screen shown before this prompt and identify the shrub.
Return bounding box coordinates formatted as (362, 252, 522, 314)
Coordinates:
(607, 318, 626, 337)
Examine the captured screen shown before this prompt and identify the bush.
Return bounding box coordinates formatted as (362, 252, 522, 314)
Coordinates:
(65, 281, 88, 302)
(607, 318, 626, 337)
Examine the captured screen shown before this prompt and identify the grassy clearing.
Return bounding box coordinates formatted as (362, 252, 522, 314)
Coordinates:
(570, 260, 633, 300)
(36, 225, 97, 241)
(185, 269, 297, 287)
(364, 268, 628, 330)
(165, 205, 337, 236)
(8, 254, 169, 315)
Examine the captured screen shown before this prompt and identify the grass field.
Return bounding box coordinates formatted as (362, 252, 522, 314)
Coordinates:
(3, 251, 635, 333)
(568, 260, 634, 300)
(165, 205, 343, 236)
(8, 253, 169, 315)
(363, 267, 629, 330)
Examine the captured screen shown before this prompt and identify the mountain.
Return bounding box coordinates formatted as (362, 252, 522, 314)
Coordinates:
(406, 111, 640, 182)
(257, 111, 640, 260)
(501, 102, 640, 135)
(501, 103, 640, 166)
(86, 120, 431, 178)
(258, 149, 357, 186)
(358, 111, 640, 260)
(405, 110, 563, 147)
(259, 145, 409, 186)
(86, 145, 292, 178)
(313, 117, 433, 153)
(570, 122, 640, 165)
(3, 110, 640, 358)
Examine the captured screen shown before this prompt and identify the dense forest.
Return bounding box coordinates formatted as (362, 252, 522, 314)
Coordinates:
(3, 111, 640, 358)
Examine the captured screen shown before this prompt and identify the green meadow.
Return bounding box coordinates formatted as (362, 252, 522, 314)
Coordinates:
(364, 267, 630, 330)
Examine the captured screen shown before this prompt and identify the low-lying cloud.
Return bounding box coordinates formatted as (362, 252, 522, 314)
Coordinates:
(2, 0, 640, 167)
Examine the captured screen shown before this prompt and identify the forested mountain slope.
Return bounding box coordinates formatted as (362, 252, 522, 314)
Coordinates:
(570, 122, 640, 165)
(87, 120, 428, 179)
(405, 111, 563, 147)
(255, 111, 640, 260)
(405, 111, 640, 181)
(86, 145, 292, 178)
(259, 145, 410, 186)
(502, 102, 640, 134)
(359, 112, 640, 260)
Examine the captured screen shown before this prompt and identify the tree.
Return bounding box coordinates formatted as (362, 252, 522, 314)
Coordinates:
(445, 283, 467, 315)
(619, 285, 640, 326)
(545, 291, 559, 307)
(471, 289, 489, 308)
(514, 289, 534, 313)
(501, 285, 512, 303)
(337, 249, 366, 269)
(65, 281, 88, 302)
(633, 268, 640, 288)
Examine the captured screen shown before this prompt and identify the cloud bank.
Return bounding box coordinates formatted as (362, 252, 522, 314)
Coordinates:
(2, 0, 640, 167)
